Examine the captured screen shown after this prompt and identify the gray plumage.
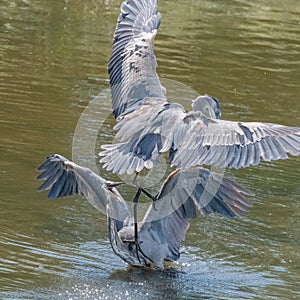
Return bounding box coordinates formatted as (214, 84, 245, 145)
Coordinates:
(37, 154, 252, 269)
(100, 0, 300, 175)
(109, 0, 166, 119)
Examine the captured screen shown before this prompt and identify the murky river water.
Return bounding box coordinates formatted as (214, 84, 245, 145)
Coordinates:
(0, 0, 299, 299)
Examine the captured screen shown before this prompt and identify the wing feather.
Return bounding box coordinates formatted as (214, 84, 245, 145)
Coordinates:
(37, 154, 114, 213)
(101, 97, 300, 174)
(109, 0, 166, 118)
(138, 167, 253, 262)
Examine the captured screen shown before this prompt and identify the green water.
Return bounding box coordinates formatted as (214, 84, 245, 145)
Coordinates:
(0, 0, 299, 299)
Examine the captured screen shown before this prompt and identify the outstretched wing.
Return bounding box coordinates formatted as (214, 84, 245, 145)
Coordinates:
(109, 0, 166, 119)
(138, 167, 252, 263)
(100, 99, 300, 174)
(37, 154, 115, 213)
(154, 167, 253, 218)
(100, 99, 184, 174)
(171, 115, 300, 169)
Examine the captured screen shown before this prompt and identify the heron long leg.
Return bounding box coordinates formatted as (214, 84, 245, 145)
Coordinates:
(132, 171, 152, 262)
(140, 188, 159, 211)
(140, 188, 157, 201)
(133, 187, 142, 263)
(133, 188, 156, 266)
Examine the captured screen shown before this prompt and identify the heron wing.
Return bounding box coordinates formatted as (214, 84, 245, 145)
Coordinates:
(138, 167, 252, 262)
(138, 195, 194, 263)
(171, 116, 300, 169)
(36, 154, 129, 217)
(155, 168, 253, 218)
(100, 99, 184, 174)
(100, 100, 300, 173)
(109, 0, 166, 119)
(37, 154, 136, 263)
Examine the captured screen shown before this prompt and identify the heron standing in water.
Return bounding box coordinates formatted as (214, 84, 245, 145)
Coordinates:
(37, 154, 252, 269)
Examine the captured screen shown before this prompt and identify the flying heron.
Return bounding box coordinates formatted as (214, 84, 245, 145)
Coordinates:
(100, 0, 300, 174)
(37, 154, 252, 269)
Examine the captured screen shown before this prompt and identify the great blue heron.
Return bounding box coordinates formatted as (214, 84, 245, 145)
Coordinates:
(100, 0, 300, 174)
(37, 154, 252, 269)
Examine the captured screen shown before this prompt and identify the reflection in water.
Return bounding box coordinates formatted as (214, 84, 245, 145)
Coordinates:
(0, 0, 299, 299)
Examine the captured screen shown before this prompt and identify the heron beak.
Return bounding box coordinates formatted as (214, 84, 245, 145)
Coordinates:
(107, 181, 124, 188)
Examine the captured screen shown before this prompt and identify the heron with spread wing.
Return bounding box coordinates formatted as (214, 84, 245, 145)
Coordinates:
(100, 0, 300, 173)
(37, 154, 252, 269)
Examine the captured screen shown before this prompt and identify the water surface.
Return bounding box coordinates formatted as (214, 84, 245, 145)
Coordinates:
(0, 0, 299, 299)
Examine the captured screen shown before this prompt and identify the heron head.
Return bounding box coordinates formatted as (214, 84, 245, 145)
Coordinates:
(192, 95, 222, 119)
